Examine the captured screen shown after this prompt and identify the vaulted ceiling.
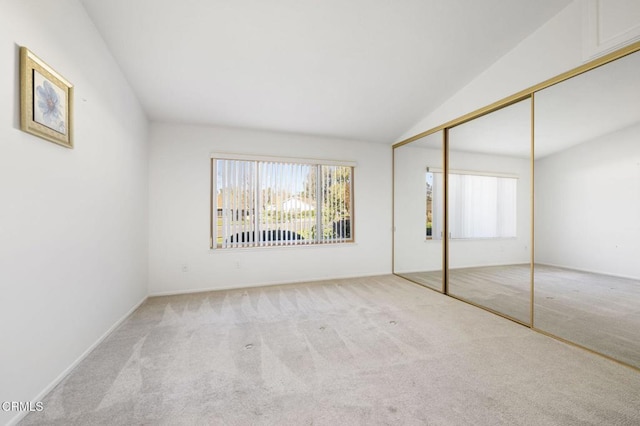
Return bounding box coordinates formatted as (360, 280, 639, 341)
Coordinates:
(80, 0, 571, 143)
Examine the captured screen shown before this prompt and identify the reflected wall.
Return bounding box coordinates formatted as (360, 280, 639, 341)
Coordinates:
(534, 49, 640, 368)
(393, 131, 444, 291)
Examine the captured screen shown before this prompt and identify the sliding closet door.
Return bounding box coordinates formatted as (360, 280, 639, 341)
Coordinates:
(534, 49, 640, 368)
(447, 99, 532, 324)
(393, 131, 444, 292)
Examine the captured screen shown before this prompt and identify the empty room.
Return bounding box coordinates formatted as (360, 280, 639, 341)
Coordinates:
(1, 0, 640, 425)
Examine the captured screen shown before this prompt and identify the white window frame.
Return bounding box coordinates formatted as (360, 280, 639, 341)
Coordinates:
(210, 153, 356, 249)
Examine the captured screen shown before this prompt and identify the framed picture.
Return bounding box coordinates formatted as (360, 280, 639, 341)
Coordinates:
(20, 47, 74, 148)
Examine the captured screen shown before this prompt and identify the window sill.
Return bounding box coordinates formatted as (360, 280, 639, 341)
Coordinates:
(210, 241, 357, 252)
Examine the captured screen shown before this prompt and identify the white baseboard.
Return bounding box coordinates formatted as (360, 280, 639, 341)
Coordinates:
(148, 271, 391, 297)
(534, 262, 640, 281)
(449, 262, 530, 270)
(6, 295, 148, 426)
(394, 269, 441, 275)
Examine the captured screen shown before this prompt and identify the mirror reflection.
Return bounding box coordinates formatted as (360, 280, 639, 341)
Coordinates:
(448, 99, 532, 324)
(534, 49, 640, 368)
(393, 131, 444, 291)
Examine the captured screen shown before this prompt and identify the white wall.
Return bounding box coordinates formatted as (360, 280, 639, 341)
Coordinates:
(148, 123, 391, 295)
(535, 122, 640, 279)
(0, 1, 148, 424)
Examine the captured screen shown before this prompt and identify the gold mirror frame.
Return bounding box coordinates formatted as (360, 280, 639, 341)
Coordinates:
(392, 39, 640, 372)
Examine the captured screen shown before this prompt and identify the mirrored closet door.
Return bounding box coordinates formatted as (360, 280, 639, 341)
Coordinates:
(533, 49, 640, 368)
(392, 40, 640, 370)
(447, 99, 533, 324)
(393, 131, 444, 292)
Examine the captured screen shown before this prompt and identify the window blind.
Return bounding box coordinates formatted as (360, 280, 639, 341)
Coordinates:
(213, 157, 354, 248)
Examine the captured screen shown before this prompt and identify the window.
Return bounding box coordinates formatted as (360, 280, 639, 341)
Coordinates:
(211, 154, 354, 248)
(426, 171, 433, 238)
(425, 170, 444, 240)
(428, 171, 517, 240)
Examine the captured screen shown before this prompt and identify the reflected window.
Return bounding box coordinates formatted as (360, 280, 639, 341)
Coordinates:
(426, 171, 433, 238)
(448, 173, 517, 239)
(425, 169, 444, 240)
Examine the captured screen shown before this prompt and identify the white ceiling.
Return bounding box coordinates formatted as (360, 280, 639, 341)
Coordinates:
(80, 0, 571, 144)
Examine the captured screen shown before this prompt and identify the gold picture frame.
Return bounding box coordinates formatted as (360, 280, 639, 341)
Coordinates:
(20, 47, 74, 148)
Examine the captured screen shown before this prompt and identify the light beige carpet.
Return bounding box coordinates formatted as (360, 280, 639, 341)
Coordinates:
(399, 264, 640, 369)
(21, 275, 640, 425)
